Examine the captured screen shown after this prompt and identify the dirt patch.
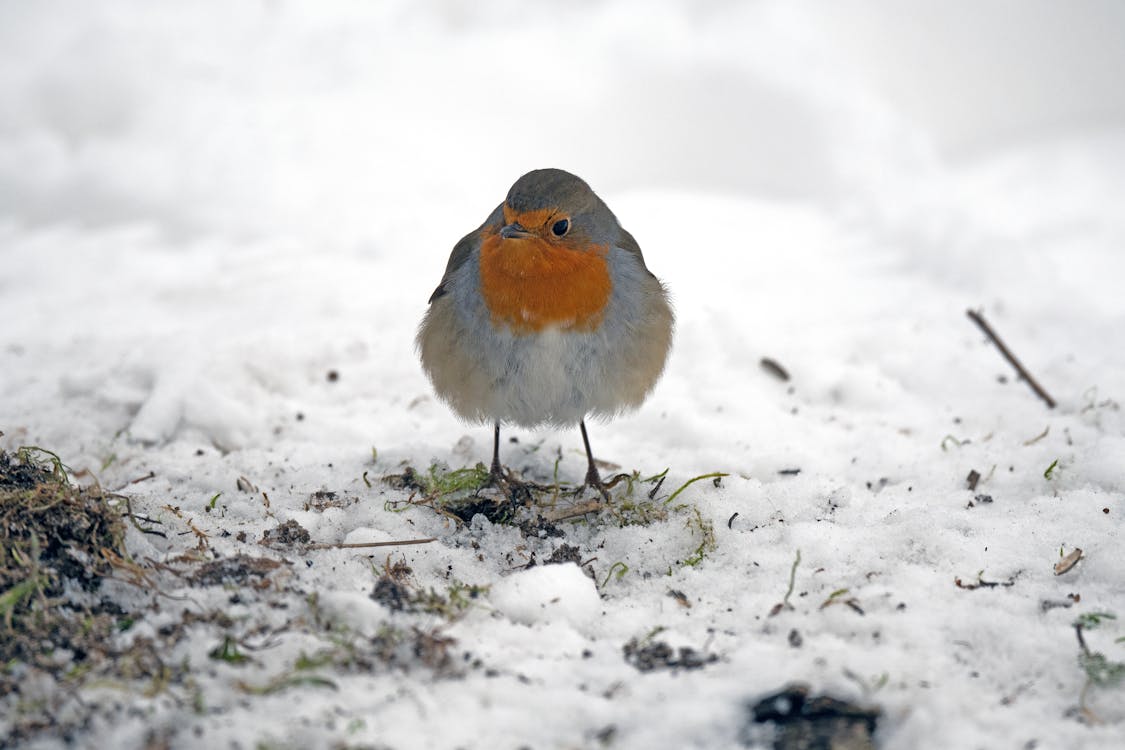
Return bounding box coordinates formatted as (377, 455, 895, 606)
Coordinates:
(623, 635, 718, 672)
(0, 448, 126, 594)
(545, 543, 583, 565)
(0, 449, 60, 490)
(260, 518, 311, 546)
(0, 448, 128, 668)
(371, 575, 413, 612)
(0, 446, 489, 747)
(305, 489, 357, 511)
(0, 446, 154, 742)
(368, 556, 488, 620)
(370, 558, 413, 611)
(742, 684, 880, 750)
(190, 554, 286, 587)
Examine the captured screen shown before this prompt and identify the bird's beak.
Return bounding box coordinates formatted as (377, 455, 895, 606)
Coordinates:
(500, 222, 531, 239)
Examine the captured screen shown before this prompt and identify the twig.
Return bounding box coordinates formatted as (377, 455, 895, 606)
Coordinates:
(545, 500, 603, 523)
(121, 495, 167, 538)
(305, 538, 436, 550)
(966, 309, 1056, 408)
(759, 357, 791, 382)
(954, 574, 1015, 590)
(111, 471, 156, 492)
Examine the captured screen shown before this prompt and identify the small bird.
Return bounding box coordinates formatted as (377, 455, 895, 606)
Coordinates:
(416, 168, 673, 499)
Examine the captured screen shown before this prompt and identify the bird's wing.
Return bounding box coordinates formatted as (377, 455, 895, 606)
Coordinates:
(615, 226, 657, 277)
(427, 203, 504, 303)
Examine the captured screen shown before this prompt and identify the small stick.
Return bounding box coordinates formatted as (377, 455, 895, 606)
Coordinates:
(121, 495, 167, 538)
(546, 500, 603, 523)
(305, 538, 436, 550)
(966, 309, 1056, 409)
(759, 357, 791, 382)
(110, 471, 156, 492)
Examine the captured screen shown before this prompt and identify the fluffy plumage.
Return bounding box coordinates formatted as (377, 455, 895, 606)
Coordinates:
(417, 168, 673, 429)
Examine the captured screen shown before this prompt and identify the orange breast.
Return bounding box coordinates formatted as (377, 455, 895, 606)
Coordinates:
(478, 231, 611, 334)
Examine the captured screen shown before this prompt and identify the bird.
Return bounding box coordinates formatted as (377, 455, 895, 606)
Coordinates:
(416, 168, 673, 500)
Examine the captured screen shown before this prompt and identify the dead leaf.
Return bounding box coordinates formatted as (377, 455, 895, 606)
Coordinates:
(1054, 548, 1083, 576)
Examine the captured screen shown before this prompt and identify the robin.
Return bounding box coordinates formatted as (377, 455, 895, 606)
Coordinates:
(416, 168, 674, 500)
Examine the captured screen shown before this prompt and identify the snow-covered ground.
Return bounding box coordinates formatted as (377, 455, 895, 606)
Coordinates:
(2, 2, 1124, 748)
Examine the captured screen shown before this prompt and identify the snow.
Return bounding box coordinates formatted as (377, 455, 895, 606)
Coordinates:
(488, 562, 601, 631)
(2, 2, 1124, 748)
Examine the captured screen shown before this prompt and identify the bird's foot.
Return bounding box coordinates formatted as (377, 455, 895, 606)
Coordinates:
(483, 462, 541, 503)
(584, 464, 612, 503)
(486, 459, 506, 489)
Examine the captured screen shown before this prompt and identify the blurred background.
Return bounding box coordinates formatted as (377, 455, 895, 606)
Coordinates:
(2, 0, 1123, 247)
(1, 0, 1123, 457)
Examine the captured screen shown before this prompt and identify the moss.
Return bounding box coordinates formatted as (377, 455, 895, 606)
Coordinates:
(0, 447, 128, 669)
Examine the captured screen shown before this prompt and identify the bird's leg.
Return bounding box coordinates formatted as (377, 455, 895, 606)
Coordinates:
(483, 422, 536, 502)
(579, 419, 611, 502)
(488, 421, 504, 484)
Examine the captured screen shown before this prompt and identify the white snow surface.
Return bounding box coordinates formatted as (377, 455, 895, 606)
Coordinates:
(2, 2, 1124, 748)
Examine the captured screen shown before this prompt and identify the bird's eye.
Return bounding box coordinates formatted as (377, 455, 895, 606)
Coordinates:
(551, 218, 570, 237)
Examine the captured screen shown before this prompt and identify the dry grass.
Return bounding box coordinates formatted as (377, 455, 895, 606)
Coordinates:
(0, 447, 129, 671)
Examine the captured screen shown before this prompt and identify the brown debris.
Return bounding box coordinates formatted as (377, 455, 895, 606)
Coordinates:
(260, 518, 311, 547)
(1054, 548, 1083, 576)
(760, 357, 791, 382)
(546, 544, 583, 566)
(954, 573, 1016, 590)
(743, 683, 880, 750)
(667, 589, 691, 608)
(190, 555, 286, 587)
(623, 637, 717, 672)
